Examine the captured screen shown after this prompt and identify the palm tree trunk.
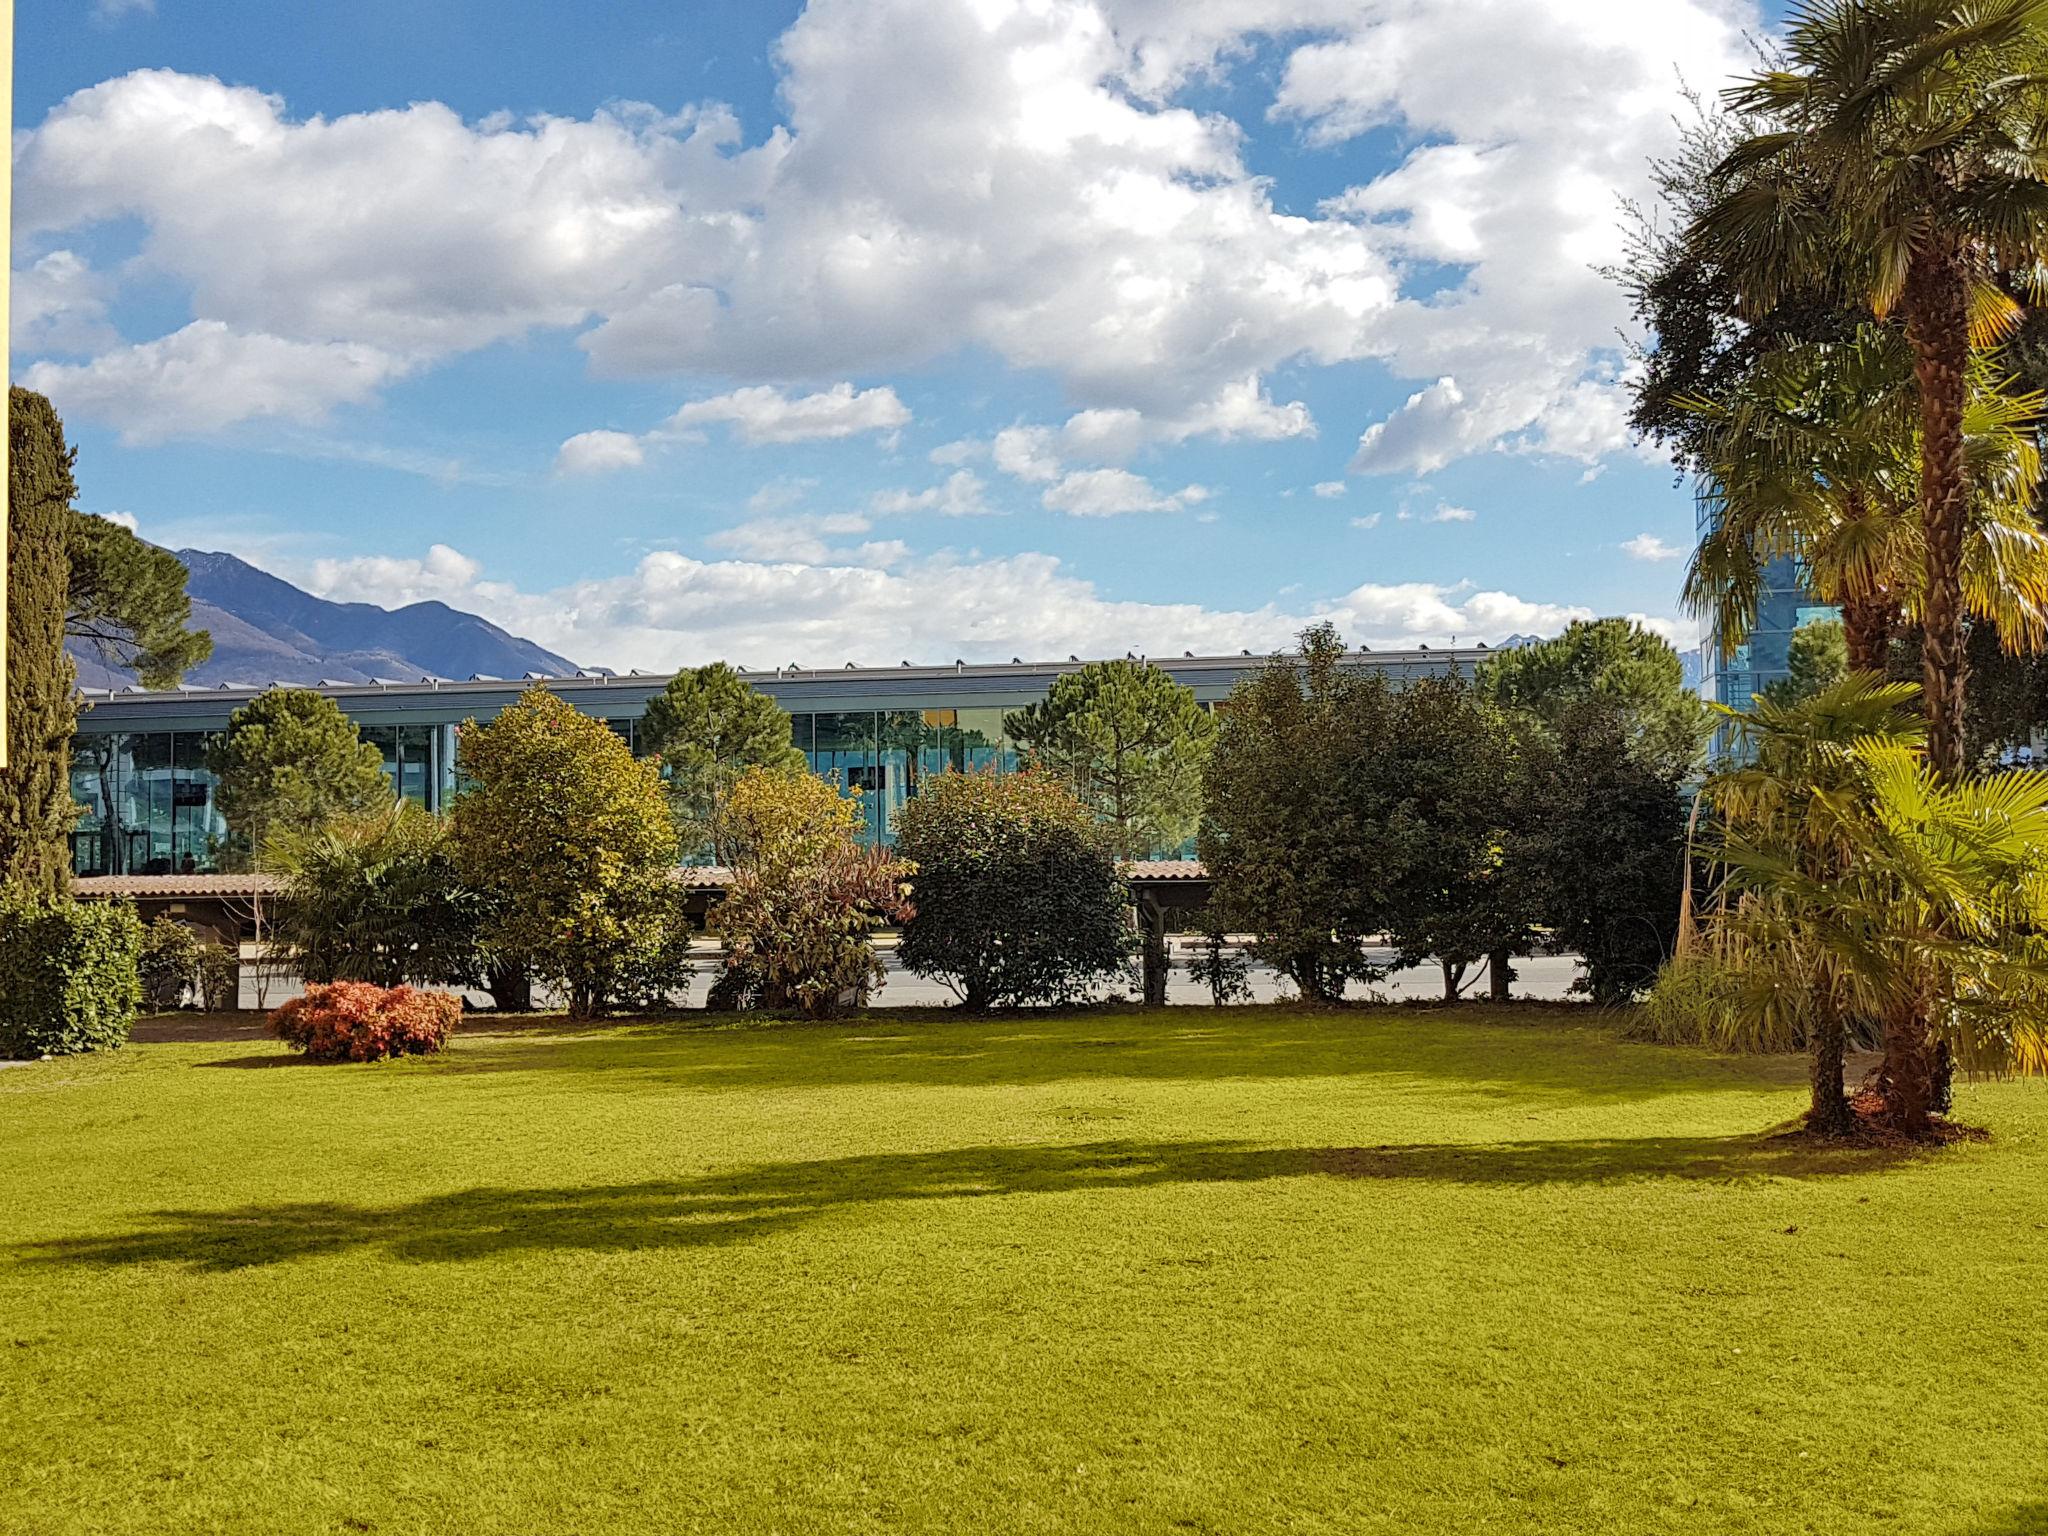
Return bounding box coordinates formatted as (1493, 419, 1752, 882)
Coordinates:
(1903, 245, 1973, 781)
(1806, 1014, 1855, 1137)
(1876, 994, 1939, 1141)
(1893, 247, 1972, 1135)
(1840, 589, 1897, 675)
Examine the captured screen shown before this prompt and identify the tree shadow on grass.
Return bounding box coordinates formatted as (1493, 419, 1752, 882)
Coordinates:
(13, 1134, 1916, 1274)
(1961, 1503, 2048, 1536)
(418, 1010, 1810, 1107)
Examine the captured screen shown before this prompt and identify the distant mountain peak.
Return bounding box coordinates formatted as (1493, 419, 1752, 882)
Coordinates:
(72, 548, 578, 690)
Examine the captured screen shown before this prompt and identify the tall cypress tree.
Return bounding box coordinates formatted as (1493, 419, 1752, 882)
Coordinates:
(1, 389, 81, 893)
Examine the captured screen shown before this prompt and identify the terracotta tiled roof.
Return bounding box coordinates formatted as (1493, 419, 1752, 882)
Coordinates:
(1120, 860, 1208, 880)
(73, 874, 284, 899)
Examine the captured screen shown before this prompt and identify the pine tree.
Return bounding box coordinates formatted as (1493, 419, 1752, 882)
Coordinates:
(1, 390, 81, 894)
(205, 688, 392, 869)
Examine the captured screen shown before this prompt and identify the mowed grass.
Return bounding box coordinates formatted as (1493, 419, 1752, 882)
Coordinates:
(3, 1007, 2047, 1536)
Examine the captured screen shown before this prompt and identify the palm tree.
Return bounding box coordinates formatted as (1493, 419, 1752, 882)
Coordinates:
(1691, 0, 2048, 777)
(1703, 677, 1930, 1133)
(1689, 325, 2048, 686)
(1708, 677, 2048, 1139)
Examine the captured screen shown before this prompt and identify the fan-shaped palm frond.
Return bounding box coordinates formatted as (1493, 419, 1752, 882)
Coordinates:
(1690, 0, 2048, 777)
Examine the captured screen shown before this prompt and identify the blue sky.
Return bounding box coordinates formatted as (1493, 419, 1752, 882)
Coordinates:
(13, 0, 1772, 670)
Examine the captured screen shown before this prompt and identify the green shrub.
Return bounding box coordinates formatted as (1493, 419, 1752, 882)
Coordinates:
(197, 940, 240, 1012)
(1186, 923, 1254, 1006)
(1631, 949, 1807, 1054)
(713, 767, 911, 1019)
(893, 769, 1131, 1009)
(0, 893, 143, 1058)
(138, 916, 241, 1012)
(139, 916, 204, 1010)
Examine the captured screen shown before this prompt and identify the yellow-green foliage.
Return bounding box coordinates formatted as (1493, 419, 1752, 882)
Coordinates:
(714, 766, 911, 1018)
(451, 685, 680, 1018)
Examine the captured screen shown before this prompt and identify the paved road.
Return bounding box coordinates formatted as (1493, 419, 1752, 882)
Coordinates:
(234, 940, 1590, 1012)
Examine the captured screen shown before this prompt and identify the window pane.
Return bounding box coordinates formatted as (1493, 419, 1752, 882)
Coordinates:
(812, 711, 879, 842)
(70, 737, 117, 877)
(956, 707, 1012, 773)
(121, 733, 175, 873)
(878, 710, 924, 842)
(398, 724, 433, 807)
(171, 732, 222, 873)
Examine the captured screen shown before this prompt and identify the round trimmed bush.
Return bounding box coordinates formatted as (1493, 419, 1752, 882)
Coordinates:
(269, 981, 460, 1062)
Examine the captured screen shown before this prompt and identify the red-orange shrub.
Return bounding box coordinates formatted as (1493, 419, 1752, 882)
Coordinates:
(269, 981, 460, 1062)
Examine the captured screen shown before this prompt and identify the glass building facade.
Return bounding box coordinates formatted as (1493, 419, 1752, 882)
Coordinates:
(69, 732, 227, 878)
(70, 722, 453, 877)
(1697, 488, 1840, 710)
(69, 650, 1480, 877)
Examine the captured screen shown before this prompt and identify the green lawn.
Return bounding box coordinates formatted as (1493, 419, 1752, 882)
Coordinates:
(3, 1006, 2045, 1536)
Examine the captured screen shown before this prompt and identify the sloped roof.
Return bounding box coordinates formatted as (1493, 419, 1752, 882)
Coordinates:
(73, 874, 284, 899)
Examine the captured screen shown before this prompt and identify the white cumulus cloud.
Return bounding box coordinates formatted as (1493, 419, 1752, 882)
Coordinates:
(285, 536, 1619, 673)
(871, 470, 994, 517)
(11, 0, 1756, 465)
(1623, 533, 1685, 562)
(21, 321, 412, 444)
(663, 382, 910, 445)
(1042, 468, 1206, 517)
(554, 430, 647, 477)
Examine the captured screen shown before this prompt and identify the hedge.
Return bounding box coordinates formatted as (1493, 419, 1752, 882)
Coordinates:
(0, 893, 143, 1058)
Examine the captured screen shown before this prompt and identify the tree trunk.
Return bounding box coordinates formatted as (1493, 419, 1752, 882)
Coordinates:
(1291, 954, 1326, 1004)
(1875, 995, 1939, 1141)
(1806, 1014, 1856, 1138)
(1488, 948, 1512, 1003)
(485, 963, 531, 1013)
(1841, 587, 1898, 675)
(1441, 958, 1461, 1004)
(1903, 245, 1973, 782)
(1140, 900, 1169, 1007)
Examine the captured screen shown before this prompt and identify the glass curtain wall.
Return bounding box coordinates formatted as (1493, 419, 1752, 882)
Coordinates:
(68, 731, 229, 877)
(787, 707, 1017, 845)
(360, 724, 441, 809)
(70, 726, 439, 877)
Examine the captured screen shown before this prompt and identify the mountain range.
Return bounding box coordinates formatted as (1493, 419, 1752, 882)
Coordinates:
(70, 549, 579, 690)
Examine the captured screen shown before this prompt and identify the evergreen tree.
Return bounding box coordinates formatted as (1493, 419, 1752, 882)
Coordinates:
(638, 662, 804, 862)
(1, 389, 81, 894)
(1379, 679, 1544, 1003)
(1199, 624, 1392, 1003)
(895, 769, 1130, 1010)
(1529, 697, 1691, 1006)
(67, 513, 212, 687)
(1761, 620, 1850, 709)
(1004, 658, 1214, 859)
(450, 685, 680, 1018)
(205, 688, 392, 868)
(1476, 619, 1709, 778)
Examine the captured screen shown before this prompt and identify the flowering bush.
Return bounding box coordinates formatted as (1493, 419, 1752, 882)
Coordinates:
(714, 767, 913, 1019)
(269, 981, 460, 1062)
